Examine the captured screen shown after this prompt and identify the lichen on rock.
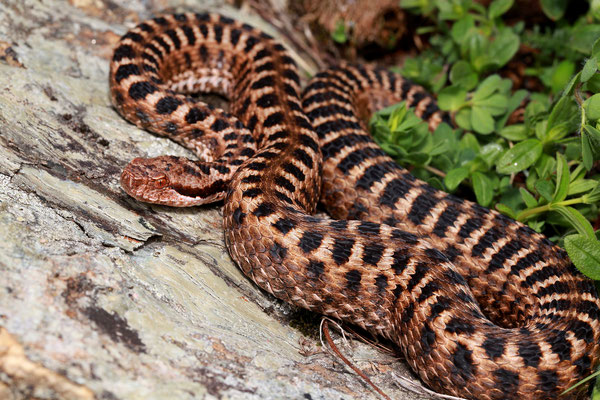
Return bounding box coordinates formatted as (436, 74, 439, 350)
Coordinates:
(0, 1, 425, 399)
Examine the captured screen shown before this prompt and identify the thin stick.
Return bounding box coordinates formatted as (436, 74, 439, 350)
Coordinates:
(321, 319, 391, 400)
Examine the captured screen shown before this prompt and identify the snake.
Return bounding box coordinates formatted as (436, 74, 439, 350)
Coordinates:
(109, 12, 600, 399)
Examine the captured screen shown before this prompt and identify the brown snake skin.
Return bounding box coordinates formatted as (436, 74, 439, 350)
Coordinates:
(109, 13, 600, 399)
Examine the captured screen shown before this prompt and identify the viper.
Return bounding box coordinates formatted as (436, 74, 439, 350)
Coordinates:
(109, 12, 600, 399)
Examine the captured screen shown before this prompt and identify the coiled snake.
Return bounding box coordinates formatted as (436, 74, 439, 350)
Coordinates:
(109, 13, 600, 399)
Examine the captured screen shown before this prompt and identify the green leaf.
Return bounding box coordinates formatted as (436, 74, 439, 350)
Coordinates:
(473, 75, 502, 101)
(432, 155, 453, 172)
(488, 29, 520, 69)
(582, 132, 594, 171)
(546, 121, 573, 142)
(585, 183, 600, 204)
(379, 142, 402, 157)
(564, 234, 600, 279)
(520, 188, 538, 208)
(581, 57, 598, 83)
(526, 168, 538, 194)
(426, 176, 445, 190)
(429, 139, 451, 156)
(471, 106, 495, 135)
(472, 172, 494, 206)
(374, 102, 403, 118)
(593, 36, 600, 59)
(528, 220, 545, 233)
(396, 112, 425, 133)
(569, 164, 587, 183)
(405, 152, 431, 166)
(582, 124, 600, 170)
(496, 139, 543, 174)
(431, 123, 456, 155)
(562, 72, 581, 97)
(459, 132, 480, 153)
(488, 0, 514, 18)
(524, 100, 549, 127)
(571, 25, 600, 55)
(535, 154, 556, 179)
(445, 167, 470, 191)
(388, 102, 408, 131)
(585, 94, 600, 121)
(438, 0, 470, 19)
(498, 77, 513, 94)
(547, 95, 576, 135)
(331, 20, 347, 43)
(401, 0, 433, 12)
(499, 124, 528, 141)
(499, 186, 525, 211)
(590, 124, 600, 154)
(551, 205, 596, 239)
(451, 15, 475, 45)
(586, 73, 600, 93)
(495, 203, 517, 219)
(479, 143, 504, 167)
(450, 60, 478, 90)
(553, 153, 570, 203)
(569, 179, 600, 196)
(565, 142, 583, 161)
(455, 108, 472, 130)
(476, 94, 509, 116)
(535, 180, 555, 202)
(550, 60, 575, 93)
(399, 56, 446, 92)
(438, 85, 467, 111)
(471, 2, 488, 15)
(507, 90, 529, 112)
(535, 120, 548, 141)
(540, 0, 567, 20)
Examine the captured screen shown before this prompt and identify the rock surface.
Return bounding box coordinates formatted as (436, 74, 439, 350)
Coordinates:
(0, 1, 429, 399)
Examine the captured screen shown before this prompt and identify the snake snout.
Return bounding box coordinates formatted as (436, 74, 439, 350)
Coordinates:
(120, 157, 186, 205)
(121, 158, 170, 193)
(120, 169, 142, 196)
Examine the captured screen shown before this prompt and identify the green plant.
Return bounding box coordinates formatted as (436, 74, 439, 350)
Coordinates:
(331, 19, 348, 44)
(387, 0, 600, 274)
(373, 1, 600, 298)
(371, 0, 600, 393)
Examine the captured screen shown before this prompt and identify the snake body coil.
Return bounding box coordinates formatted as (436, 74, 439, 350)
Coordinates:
(110, 13, 600, 399)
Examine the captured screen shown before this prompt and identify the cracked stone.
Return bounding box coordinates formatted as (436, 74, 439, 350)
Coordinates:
(0, 1, 426, 400)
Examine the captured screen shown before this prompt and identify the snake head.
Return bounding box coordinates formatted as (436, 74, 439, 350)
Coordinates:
(120, 156, 226, 207)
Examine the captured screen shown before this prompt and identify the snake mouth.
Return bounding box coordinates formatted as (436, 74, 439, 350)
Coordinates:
(172, 179, 228, 198)
(120, 168, 226, 206)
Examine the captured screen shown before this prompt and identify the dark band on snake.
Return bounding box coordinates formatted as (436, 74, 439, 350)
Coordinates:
(110, 13, 600, 400)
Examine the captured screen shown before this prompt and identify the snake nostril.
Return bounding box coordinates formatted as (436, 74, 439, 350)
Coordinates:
(121, 168, 148, 190)
(120, 171, 131, 186)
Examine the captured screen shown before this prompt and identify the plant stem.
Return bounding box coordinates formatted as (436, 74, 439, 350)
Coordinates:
(575, 81, 587, 135)
(425, 165, 447, 177)
(517, 197, 584, 221)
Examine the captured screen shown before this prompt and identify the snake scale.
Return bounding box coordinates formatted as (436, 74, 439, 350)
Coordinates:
(109, 12, 600, 399)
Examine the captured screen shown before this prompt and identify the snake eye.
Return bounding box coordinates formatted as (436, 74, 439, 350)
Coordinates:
(154, 175, 168, 188)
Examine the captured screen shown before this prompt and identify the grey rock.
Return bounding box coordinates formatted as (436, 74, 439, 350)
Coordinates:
(0, 1, 429, 399)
